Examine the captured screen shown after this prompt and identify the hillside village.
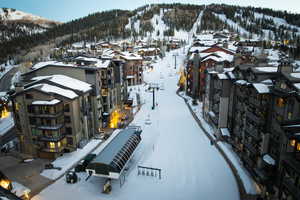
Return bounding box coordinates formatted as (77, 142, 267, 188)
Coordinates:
(0, 3, 300, 200)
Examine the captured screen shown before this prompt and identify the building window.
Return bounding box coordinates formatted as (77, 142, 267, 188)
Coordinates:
(27, 105, 34, 113)
(49, 142, 55, 149)
(25, 94, 33, 99)
(297, 143, 300, 151)
(57, 142, 61, 148)
(31, 128, 38, 136)
(67, 137, 73, 145)
(64, 116, 71, 123)
(66, 127, 72, 135)
(280, 83, 287, 89)
(276, 98, 285, 107)
(64, 104, 70, 112)
(29, 117, 35, 125)
(290, 140, 296, 147)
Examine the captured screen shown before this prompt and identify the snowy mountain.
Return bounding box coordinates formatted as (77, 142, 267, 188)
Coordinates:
(121, 4, 300, 45)
(2, 3, 300, 62)
(0, 8, 61, 42)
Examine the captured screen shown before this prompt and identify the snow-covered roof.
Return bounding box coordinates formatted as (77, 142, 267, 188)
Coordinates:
(32, 61, 74, 70)
(227, 72, 236, 79)
(75, 56, 98, 62)
(31, 75, 92, 93)
(189, 46, 209, 53)
(217, 74, 228, 80)
(127, 75, 134, 79)
(290, 73, 300, 79)
(293, 83, 300, 90)
(255, 67, 278, 73)
(138, 48, 160, 52)
(27, 83, 78, 99)
(253, 83, 270, 94)
(235, 80, 249, 85)
(121, 52, 143, 61)
(263, 154, 275, 166)
(195, 34, 214, 41)
(32, 99, 61, 105)
(260, 79, 273, 85)
(220, 128, 230, 137)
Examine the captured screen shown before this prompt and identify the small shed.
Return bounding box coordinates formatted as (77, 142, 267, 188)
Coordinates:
(86, 127, 142, 179)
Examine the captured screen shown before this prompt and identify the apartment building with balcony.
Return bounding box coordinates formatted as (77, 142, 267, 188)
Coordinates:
(120, 52, 143, 86)
(22, 57, 127, 130)
(11, 75, 93, 159)
(279, 119, 300, 200)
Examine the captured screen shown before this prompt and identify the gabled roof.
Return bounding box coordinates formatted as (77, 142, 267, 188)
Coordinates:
(31, 74, 92, 93)
(26, 83, 78, 99)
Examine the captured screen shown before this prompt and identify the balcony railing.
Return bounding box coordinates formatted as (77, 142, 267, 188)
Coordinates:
(36, 123, 64, 130)
(38, 133, 65, 142)
(29, 110, 64, 118)
(41, 146, 65, 153)
(244, 128, 261, 141)
(246, 111, 264, 125)
(244, 142, 259, 155)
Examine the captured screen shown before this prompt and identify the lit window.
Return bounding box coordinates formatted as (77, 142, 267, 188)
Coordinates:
(49, 142, 55, 149)
(57, 142, 61, 148)
(290, 140, 296, 147)
(280, 83, 287, 89)
(297, 143, 300, 151)
(276, 98, 285, 107)
(288, 112, 292, 120)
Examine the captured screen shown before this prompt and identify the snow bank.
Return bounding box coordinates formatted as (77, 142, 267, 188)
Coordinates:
(218, 142, 258, 194)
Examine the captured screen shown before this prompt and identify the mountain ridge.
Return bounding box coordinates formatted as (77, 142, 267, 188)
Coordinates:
(1, 3, 300, 63)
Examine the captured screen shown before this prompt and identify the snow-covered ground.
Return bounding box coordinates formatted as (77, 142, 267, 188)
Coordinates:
(33, 47, 239, 200)
(11, 182, 31, 198)
(183, 95, 259, 195)
(40, 139, 102, 180)
(214, 13, 255, 39)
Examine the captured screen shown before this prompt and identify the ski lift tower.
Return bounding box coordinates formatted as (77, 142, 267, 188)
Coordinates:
(173, 53, 179, 69)
(148, 83, 160, 110)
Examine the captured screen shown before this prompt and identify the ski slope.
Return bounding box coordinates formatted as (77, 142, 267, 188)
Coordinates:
(33, 48, 240, 200)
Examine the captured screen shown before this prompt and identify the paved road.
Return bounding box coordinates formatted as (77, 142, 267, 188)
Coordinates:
(0, 66, 19, 92)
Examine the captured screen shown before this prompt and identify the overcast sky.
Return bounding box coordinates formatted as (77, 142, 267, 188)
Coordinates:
(1, 0, 300, 22)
